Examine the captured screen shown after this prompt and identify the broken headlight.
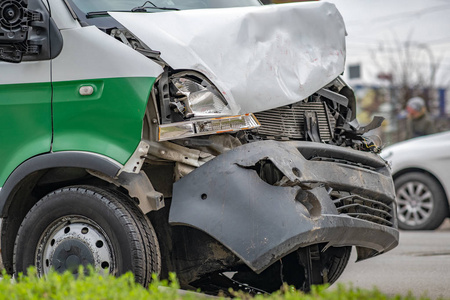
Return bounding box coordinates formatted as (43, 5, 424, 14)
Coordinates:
(158, 72, 260, 141)
(171, 76, 232, 118)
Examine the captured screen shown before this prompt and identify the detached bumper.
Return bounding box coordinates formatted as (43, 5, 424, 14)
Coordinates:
(170, 140, 399, 273)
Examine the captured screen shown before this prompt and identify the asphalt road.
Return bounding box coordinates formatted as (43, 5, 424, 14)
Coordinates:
(334, 219, 450, 299)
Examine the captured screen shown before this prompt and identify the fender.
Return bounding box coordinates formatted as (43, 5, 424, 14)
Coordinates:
(0, 151, 121, 216)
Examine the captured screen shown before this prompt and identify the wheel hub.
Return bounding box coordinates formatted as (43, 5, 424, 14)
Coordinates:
(397, 181, 434, 226)
(52, 239, 95, 273)
(38, 217, 114, 276)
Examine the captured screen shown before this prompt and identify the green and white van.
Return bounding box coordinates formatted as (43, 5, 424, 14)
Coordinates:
(0, 0, 398, 293)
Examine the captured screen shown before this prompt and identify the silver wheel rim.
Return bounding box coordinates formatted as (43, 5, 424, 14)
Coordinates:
(397, 181, 434, 227)
(36, 216, 115, 276)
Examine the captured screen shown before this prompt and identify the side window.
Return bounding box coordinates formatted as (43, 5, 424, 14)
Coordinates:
(0, 0, 62, 63)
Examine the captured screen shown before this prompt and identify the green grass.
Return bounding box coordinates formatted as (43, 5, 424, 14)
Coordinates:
(0, 268, 447, 300)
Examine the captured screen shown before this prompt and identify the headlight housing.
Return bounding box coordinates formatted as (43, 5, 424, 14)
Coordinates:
(157, 71, 260, 141)
(171, 77, 232, 117)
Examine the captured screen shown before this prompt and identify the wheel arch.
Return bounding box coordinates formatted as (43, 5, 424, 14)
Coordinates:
(0, 151, 122, 273)
(393, 167, 450, 216)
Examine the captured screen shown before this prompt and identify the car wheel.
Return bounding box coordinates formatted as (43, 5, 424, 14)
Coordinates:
(194, 245, 351, 294)
(395, 172, 448, 230)
(13, 186, 160, 286)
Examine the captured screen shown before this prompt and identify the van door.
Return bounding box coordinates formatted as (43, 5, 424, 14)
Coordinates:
(0, 0, 60, 185)
(0, 62, 52, 185)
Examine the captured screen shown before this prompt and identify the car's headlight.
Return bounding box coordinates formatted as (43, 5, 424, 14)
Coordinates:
(158, 73, 260, 141)
(171, 77, 232, 117)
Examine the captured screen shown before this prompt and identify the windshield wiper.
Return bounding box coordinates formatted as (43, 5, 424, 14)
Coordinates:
(131, 0, 179, 12)
(86, 3, 179, 19)
(86, 10, 129, 18)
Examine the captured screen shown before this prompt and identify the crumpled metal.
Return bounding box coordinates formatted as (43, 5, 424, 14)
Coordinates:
(110, 2, 346, 114)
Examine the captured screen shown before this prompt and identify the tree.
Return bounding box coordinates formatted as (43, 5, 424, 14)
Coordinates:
(370, 37, 442, 110)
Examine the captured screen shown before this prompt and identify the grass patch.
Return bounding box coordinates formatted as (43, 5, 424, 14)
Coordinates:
(0, 267, 446, 300)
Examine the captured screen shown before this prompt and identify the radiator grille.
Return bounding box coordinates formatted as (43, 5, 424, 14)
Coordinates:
(254, 102, 335, 141)
(331, 192, 394, 227)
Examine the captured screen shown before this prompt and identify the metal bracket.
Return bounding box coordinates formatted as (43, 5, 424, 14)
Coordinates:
(304, 111, 322, 143)
(146, 140, 214, 168)
(317, 88, 349, 107)
(118, 140, 150, 175)
(118, 171, 165, 213)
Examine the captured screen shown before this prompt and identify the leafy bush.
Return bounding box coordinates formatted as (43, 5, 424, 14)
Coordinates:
(0, 268, 444, 300)
(0, 268, 193, 300)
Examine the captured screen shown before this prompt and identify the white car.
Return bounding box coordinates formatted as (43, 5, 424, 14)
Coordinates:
(381, 131, 450, 230)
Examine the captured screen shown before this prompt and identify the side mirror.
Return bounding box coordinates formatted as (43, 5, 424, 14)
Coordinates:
(0, 0, 50, 63)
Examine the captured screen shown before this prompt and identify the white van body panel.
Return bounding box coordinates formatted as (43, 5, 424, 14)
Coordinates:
(0, 61, 50, 84)
(52, 26, 163, 82)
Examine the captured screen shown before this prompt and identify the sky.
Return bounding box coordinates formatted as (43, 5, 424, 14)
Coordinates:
(325, 0, 450, 87)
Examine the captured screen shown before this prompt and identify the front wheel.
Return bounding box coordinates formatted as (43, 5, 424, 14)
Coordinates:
(192, 244, 351, 294)
(13, 186, 160, 286)
(395, 172, 448, 230)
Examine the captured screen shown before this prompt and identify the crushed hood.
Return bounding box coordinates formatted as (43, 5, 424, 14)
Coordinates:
(110, 2, 346, 114)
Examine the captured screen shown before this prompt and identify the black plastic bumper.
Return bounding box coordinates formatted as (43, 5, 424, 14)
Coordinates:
(170, 140, 399, 273)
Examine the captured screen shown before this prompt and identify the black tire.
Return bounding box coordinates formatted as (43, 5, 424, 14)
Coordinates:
(13, 186, 160, 286)
(325, 246, 351, 285)
(395, 172, 448, 230)
(217, 245, 351, 294)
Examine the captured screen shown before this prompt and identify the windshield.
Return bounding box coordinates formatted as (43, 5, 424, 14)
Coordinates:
(71, 0, 262, 14)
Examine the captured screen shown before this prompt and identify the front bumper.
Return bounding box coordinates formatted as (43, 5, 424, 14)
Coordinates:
(170, 140, 399, 273)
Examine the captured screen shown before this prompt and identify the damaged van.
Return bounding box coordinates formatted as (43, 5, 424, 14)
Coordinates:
(0, 0, 398, 294)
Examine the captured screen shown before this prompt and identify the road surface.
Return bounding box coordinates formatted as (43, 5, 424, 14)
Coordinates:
(334, 219, 450, 299)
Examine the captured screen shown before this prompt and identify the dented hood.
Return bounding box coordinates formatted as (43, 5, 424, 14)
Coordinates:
(110, 2, 346, 114)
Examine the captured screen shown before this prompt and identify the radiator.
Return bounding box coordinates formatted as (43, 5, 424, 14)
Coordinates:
(254, 102, 336, 141)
